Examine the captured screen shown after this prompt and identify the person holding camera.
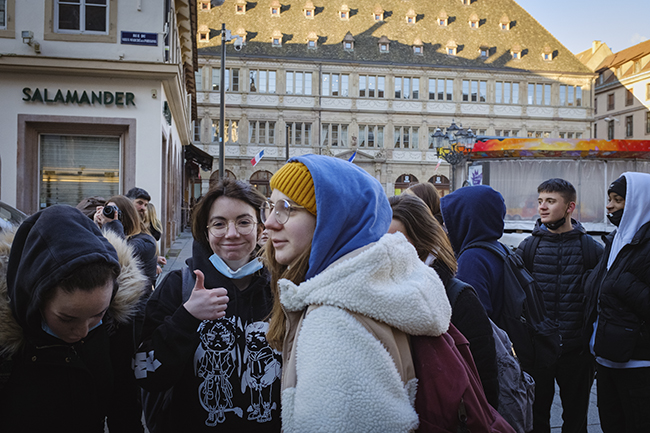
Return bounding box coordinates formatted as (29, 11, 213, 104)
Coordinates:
(94, 195, 158, 291)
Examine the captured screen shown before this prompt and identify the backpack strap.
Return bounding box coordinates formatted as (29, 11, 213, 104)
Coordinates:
(580, 234, 598, 271)
(460, 240, 507, 260)
(446, 277, 477, 310)
(181, 267, 196, 303)
(522, 236, 541, 273)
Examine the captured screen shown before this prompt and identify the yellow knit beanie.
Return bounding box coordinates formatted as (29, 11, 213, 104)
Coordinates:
(270, 162, 317, 215)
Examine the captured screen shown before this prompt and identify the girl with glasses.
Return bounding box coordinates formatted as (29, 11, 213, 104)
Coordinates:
(135, 178, 282, 433)
(262, 154, 451, 432)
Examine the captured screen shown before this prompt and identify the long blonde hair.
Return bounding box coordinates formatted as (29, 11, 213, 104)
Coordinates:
(263, 240, 312, 351)
(145, 202, 163, 234)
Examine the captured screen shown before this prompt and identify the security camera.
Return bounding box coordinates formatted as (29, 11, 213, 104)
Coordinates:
(233, 36, 243, 51)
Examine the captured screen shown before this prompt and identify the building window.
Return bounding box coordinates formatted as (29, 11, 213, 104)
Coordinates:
(594, 97, 597, 114)
(358, 125, 384, 148)
(307, 39, 316, 49)
(374, 12, 383, 21)
(394, 126, 419, 149)
(559, 85, 582, 106)
(270, 6, 280, 15)
(212, 120, 239, 143)
(500, 15, 510, 30)
(527, 131, 551, 138)
(594, 124, 597, 139)
(626, 115, 634, 137)
(322, 73, 349, 97)
(542, 52, 552, 61)
(439, 18, 448, 26)
(626, 88, 634, 106)
(286, 122, 312, 146)
(321, 123, 348, 146)
(249, 70, 276, 93)
(235, 2, 245, 14)
(395, 77, 419, 99)
(200, 0, 210, 10)
(428, 78, 454, 101)
(607, 120, 615, 140)
(359, 75, 385, 98)
(528, 83, 551, 105)
(511, 50, 520, 60)
(647, 83, 650, 100)
(195, 69, 202, 91)
(271, 31, 282, 47)
(495, 81, 519, 104)
(193, 121, 201, 142)
(607, 93, 615, 110)
(55, 0, 108, 34)
(646, 112, 650, 135)
(249, 121, 276, 145)
(462, 0, 470, 4)
(406, 9, 416, 24)
(380, 43, 389, 52)
(343, 32, 355, 51)
(462, 80, 487, 102)
(39, 134, 121, 208)
(414, 45, 423, 55)
(286, 71, 313, 95)
(447, 47, 456, 55)
(198, 31, 208, 42)
(494, 130, 520, 137)
(479, 47, 489, 57)
(212, 68, 240, 92)
(0, 0, 7, 29)
(469, 13, 479, 28)
(339, 6, 349, 20)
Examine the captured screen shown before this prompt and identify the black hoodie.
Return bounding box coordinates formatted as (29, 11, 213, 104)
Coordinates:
(0, 205, 147, 432)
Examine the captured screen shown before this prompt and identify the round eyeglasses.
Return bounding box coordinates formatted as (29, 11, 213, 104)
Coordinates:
(207, 218, 257, 237)
(260, 199, 306, 225)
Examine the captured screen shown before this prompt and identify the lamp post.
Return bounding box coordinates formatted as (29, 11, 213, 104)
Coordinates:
(432, 120, 477, 191)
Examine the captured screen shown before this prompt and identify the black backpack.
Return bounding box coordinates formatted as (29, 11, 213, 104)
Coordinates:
(460, 241, 561, 371)
(521, 233, 599, 274)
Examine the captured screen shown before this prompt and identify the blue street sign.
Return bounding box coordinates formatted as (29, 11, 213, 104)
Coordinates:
(121, 32, 158, 46)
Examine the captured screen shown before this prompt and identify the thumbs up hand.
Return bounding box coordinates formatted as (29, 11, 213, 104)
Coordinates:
(184, 270, 229, 321)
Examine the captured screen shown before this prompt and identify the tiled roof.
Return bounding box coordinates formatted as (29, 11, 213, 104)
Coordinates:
(596, 39, 650, 71)
(198, 0, 591, 74)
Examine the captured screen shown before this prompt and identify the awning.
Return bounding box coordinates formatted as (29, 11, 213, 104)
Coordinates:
(184, 143, 213, 171)
(472, 138, 650, 160)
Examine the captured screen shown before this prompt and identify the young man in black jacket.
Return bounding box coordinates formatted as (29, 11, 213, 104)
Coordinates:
(517, 178, 603, 433)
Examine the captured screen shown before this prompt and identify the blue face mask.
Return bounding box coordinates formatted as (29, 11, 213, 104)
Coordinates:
(41, 319, 103, 341)
(209, 254, 263, 279)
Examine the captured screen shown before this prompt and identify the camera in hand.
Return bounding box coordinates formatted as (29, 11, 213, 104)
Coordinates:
(102, 205, 122, 221)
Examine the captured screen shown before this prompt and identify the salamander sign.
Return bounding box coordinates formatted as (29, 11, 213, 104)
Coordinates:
(22, 88, 136, 106)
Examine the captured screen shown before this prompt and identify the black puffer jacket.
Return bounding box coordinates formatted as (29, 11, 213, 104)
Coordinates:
(584, 222, 650, 362)
(517, 219, 603, 353)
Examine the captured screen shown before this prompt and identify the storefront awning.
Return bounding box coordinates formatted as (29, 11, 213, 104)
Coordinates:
(184, 143, 213, 171)
(472, 138, 650, 160)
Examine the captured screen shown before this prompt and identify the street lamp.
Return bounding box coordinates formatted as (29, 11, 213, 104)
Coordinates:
(432, 120, 477, 191)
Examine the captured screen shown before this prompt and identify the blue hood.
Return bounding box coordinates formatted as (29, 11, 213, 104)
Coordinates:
(440, 185, 506, 255)
(288, 154, 392, 281)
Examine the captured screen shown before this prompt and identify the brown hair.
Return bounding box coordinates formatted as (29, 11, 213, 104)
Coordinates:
(388, 194, 457, 275)
(404, 182, 443, 224)
(191, 178, 266, 252)
(106, 195, 146, 238)
(263, 240, 312, 351)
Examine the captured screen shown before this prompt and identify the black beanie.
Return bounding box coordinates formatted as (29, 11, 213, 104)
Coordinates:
(608, 176, 627, 199)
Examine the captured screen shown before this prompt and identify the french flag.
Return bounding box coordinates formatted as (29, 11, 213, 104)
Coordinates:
(250, 150, 264, 166)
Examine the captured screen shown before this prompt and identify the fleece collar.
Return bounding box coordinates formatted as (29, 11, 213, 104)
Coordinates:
(278, 232, 451, 337)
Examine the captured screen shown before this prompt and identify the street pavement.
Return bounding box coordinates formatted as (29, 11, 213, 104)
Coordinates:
(157, 228, 603, 432)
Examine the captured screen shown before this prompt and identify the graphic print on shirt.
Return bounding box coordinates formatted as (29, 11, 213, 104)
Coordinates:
(194, 317, 281, 426)
(241, 322, 281, 422)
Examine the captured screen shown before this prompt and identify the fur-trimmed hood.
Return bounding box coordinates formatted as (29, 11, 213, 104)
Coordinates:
(0, 208, 147, 358)
(279, 232, 451, 337)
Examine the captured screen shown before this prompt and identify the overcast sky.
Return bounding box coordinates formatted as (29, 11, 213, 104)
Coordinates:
(515, 0, 649, 54)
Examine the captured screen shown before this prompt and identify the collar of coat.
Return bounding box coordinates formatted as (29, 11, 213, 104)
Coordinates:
(279, 232, 451, 338)
(0, 227, 148, 358)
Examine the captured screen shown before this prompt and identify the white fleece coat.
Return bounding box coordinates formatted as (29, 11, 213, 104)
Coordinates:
(279, 233, 452, 433)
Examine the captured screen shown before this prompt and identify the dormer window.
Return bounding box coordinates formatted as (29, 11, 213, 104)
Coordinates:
(378, 35, 390, 53)
(307, 32, 318, 49)
(343, 32, 355, 51)
(235, 1, 246, 14)
(500, 15, 510, 30)
(339, 5, 350, 20)
(446, 40, 457, 56)
(542, 45, 552, 61)
(374, 13, 383, 21)
(511, 45, 522, 60)
(272, 30, 283, 47)
(469, 13, 479, 28)
(406, 9, 416, 24)
(413, 38, 423, 55)
(479, 44, 489, 58)
(200, 1, 210, 10)
(304, 1, 314, 18)
(438, 11, 448, 26)
(270, 1, 281, 16)
(461, 0, 470, 4)
(198, 25, 209, 42)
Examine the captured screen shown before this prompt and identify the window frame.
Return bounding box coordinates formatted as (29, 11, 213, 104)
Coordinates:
(359, 75, 386, 98)
(607, 93, 615, 111)
(249, 70, 277, 94)
(45, 0, 116, 42)
(322, 73, 349, 97)
(394, 77, 419, 100)
(358, 125, 384, 148)
(285, 71, 313, 95)
(0, 0, 16, 38)
(625, 115, 634, 137)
